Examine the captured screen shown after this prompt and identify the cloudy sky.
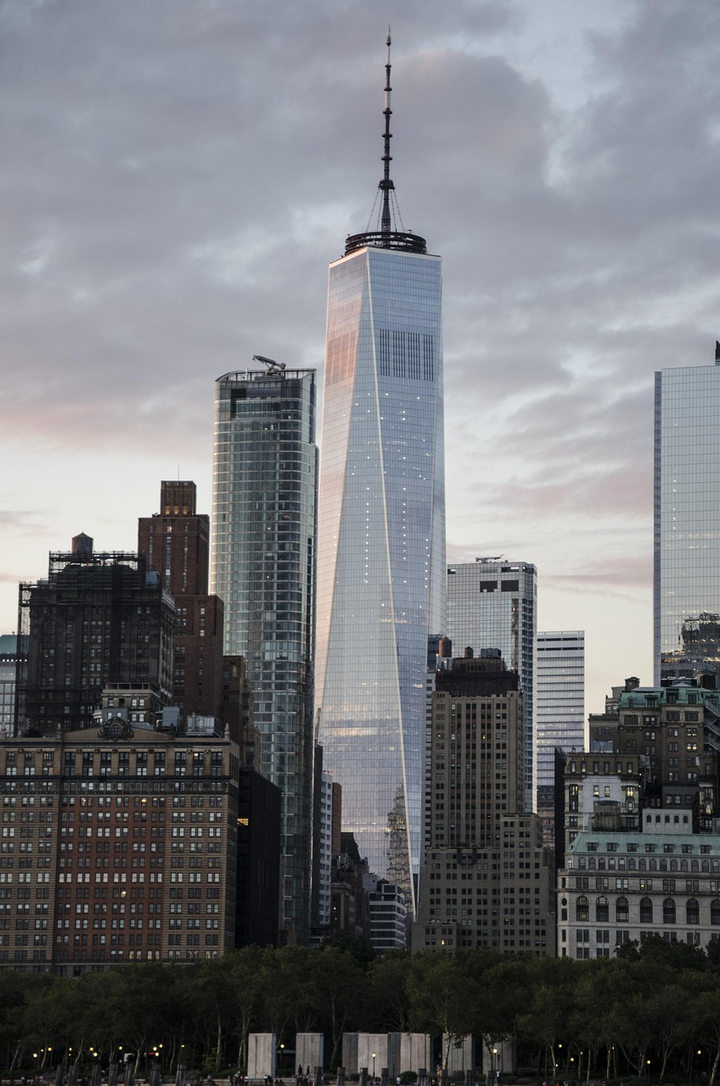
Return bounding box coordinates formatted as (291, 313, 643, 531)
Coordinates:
(1, 0, 719, 714)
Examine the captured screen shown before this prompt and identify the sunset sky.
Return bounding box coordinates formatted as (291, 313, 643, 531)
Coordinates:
(1, 0, 719, 714)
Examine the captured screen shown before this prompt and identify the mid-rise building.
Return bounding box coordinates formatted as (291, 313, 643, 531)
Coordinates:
(447, 559, 537, 809)
(16, 535, 175, 735)
(315, 42, 445, 908)
(211, 365, 317, 942)
(655, 343, 720, 685)
(0, 716, 240, 972)
(412, 650, 555, 953)
(365, 877, 407, 952)
(236, 767, 281, 947)
(558, 680, 720, 954)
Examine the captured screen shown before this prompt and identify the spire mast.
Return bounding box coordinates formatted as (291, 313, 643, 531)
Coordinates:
(380, 28, 394, 235)
(343, 31, 427, 256)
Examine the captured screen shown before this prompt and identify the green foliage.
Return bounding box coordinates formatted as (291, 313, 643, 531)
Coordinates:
(1, 941, 720, 1079)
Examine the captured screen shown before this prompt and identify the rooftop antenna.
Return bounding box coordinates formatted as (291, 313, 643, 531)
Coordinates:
(344, 32, 427, 256)
(380, 28, 394, 235)
(253, 354, 287, 375)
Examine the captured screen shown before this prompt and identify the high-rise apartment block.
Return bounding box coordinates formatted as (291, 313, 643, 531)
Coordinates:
(655, 343, 720, 685)
(16, 536, 175, 735)
(447, 559, 537, 809)
(315, 43, 445, 906)
(139, 482, 224, 723)
(412, 650, 555, 953)
(0, 717, 241, 972)
(211, 366, 317, 941)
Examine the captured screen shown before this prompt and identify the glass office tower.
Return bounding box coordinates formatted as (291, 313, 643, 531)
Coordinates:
(654, 345, 720, 685)
(536, 630, 585, 802)
(212, 367, 317, 941)
(446, 559, 537, 810)
(315, 241, 445, 907)
(315, 38, 445, 910)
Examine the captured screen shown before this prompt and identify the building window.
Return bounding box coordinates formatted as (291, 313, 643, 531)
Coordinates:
(616, 896, 629, 923)
(663, 898, 676, 925)
(576, 896, 589, 922)
(639, 897, 653, 924)
(595, 897, 609, 923)
(711, 900, 720, 926)
(686, 899, 700, 925)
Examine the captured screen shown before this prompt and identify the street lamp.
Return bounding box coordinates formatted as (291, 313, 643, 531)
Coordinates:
(372, 1053, 376, 1084)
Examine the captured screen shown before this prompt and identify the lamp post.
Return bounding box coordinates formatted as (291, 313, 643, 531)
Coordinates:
(372, 1054, 376, 1084)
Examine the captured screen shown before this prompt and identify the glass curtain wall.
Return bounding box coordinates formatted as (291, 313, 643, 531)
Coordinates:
(315, 245, 445, 910)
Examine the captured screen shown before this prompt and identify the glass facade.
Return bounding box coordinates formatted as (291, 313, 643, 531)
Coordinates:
(536, 630, 585, 797)
(446, 560, 537, 810)
(211, 369, 317, 941)
(654, 356, 720, 684)
(315, 244, 445, 908)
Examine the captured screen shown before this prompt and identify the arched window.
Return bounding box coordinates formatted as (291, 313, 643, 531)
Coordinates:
(702, 861, 710, 873)
(663, 898, 676, 924)
(576, 895, 589, 922)
(692, 860, 699, 872)
(670, 860, 678, 871)
(711, 900, 720, 926)
(640, 897, 653, 923)
(596, 896, 609, 922)
(686, 899, 700, 925)
(664, 815, 670, 824)
(616, 896, 629, 923)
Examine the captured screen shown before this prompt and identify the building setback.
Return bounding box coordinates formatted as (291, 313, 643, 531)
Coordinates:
(315, 41, 445, 907)
(412, 650, 555, 953)
(211, 366, 317, 942)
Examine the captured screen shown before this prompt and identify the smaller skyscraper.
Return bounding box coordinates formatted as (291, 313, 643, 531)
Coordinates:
(211, 364, 318, 942)
(536, 630, 585, 836)
(412, 649, 555, 954)
(655, 343, 720, 685)
(447, 559, 537, 809)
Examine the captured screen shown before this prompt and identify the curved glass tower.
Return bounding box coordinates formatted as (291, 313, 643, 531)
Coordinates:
(315, 38, 445, 910)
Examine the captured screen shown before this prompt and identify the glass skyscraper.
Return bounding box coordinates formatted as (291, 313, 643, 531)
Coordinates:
(654, 345, 720, 685)
(536, 630, 585, 799)
(314, 40, 445, 907)
(211, 367, 317, 941)
(446, 559, 537, 810)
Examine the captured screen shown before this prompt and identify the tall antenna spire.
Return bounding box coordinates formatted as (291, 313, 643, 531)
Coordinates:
(344, 33, 427, 256)
(380, 28, 394, 235)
